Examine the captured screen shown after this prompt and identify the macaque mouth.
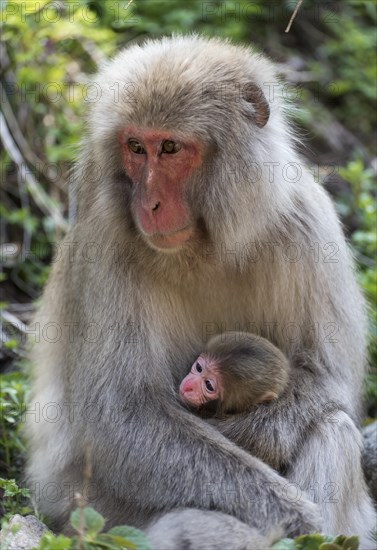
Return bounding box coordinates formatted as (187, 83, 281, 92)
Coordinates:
(148, 225, 195, 250)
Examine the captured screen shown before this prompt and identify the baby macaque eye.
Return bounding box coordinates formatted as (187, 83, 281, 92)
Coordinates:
(128, 139, 145, 154)
(205, 380, 214, 392)
(195, 362, 202, 373)
(162, 140, 181, 154)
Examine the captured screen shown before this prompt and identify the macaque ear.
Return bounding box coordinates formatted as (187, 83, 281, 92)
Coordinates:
(256, 391, 278, 404)
(242, 83, 270, 128)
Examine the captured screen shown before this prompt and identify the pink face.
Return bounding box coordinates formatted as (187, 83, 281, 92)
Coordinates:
(179, 355, 222, 408)
(119, 126, 203, 251)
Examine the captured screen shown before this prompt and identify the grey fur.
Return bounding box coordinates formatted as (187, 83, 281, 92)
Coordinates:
(26, 36, 376, 549)
(146, 509, 283, 549)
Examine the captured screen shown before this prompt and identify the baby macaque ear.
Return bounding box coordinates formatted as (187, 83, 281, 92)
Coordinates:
(257, 391, 278, 403)
(242, 83, 270, 128)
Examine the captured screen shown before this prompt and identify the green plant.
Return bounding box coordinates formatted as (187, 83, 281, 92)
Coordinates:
(0, 371, 28, 478)
(338, 160, 377, 415)
(35, 507, 152, 550)
(272, 533, 359, 550)
(0, 478, 31, 519)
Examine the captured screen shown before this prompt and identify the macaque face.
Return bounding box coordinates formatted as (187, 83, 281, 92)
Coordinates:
(119, 126, 203, 251)
(179, 355, 222, 408)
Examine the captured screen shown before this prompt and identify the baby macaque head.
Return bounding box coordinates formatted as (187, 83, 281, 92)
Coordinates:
(179, 332, 291, 416)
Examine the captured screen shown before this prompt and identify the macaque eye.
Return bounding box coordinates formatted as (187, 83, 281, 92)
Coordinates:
(162, 140, 181, 154)
(195, 362, 202, 373)
(128, 139, 146, 154)
(205, 380, 214, 392)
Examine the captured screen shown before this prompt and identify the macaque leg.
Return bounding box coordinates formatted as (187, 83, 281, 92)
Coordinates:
(288, 411, 376, 550)
(146, 509, 283, 550)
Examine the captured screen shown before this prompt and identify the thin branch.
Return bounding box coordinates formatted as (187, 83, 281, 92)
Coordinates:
(1, 310, 28, 334)
(285, 0, 303, 33)
(0, 111, 69, 232)
(0, 82, 67, 190)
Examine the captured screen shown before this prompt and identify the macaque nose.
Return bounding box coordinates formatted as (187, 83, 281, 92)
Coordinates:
(141, 198, 160, 214)
(184, 382, 193, 393)
(181, 379, 194, 394)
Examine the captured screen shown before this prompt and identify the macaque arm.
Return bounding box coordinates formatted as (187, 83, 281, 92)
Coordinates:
(84, 377, 319, 535)
(214, 364, 339, 469)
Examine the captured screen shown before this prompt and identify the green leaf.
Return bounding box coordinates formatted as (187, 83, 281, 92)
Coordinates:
(107, 526, 152, 549)
(296, 534, 331, 550)
(272, 538, 296, 549)
(37, 532, 73, 550)
(70, 507, 105, 537)
(10, 524, 21, 535)
(94, 533, 136, 549)
(4, 339, 19, 350)
(334, 535, 359, 550)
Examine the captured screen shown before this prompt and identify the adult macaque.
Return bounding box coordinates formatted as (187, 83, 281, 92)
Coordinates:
(27, 36, 376, 549)
(180, 332, 290, 416)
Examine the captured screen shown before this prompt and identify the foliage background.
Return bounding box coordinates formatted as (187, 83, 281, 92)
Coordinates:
(0, 0, 376, 525)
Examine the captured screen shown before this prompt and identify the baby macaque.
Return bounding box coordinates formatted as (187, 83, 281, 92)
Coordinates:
(179, 332, 290, 417)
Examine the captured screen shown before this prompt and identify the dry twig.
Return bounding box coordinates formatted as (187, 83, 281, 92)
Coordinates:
(285, 0, 303, 33)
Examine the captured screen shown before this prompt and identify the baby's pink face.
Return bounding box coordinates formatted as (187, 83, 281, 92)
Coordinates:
(179, 355, 222, 407)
